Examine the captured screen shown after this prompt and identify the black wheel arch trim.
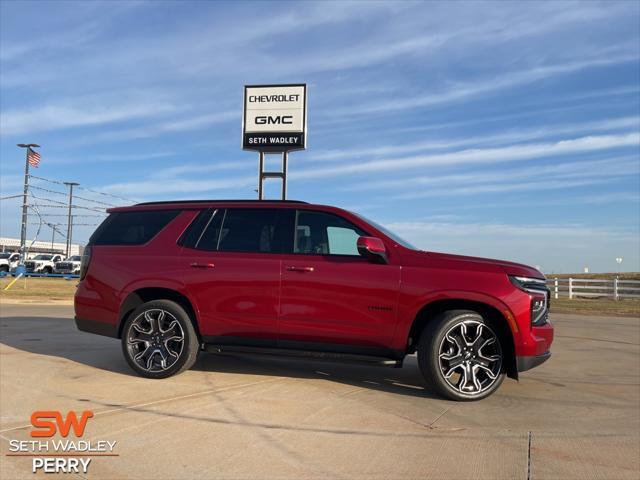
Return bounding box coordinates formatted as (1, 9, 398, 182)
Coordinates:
(407, 299, 519, 380)
(118, 288, 200, 339)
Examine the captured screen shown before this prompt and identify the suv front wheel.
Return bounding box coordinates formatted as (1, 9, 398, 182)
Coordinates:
(121, 300, 199, 379)
(418, 310, 505, 401)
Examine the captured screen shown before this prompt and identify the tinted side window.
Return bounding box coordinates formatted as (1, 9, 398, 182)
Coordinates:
(91, 210, 179, 246)
(179, 209, 209, 248)
(217, 209, 292, 253)
(179, 209, 222, 250)
(193, 209, 225, 251)
(295, 210, 366, 255)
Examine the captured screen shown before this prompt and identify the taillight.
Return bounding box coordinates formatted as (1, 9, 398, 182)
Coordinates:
(80, 246, 92, 280)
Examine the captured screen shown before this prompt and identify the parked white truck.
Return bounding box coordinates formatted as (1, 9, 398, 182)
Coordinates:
(24, 254, 64, 274)
(0, 252, 20, 273)
(54, 255, 82, 275)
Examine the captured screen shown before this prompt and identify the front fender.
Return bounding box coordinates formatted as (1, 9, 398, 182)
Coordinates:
(392, 289, 517, 351)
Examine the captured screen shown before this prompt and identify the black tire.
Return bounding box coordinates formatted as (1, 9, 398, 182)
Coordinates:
(43, 267, 52, 274)
(0, 265, 8, 273)
(417, 310, 505, 401)
(121, 299, 199, 379)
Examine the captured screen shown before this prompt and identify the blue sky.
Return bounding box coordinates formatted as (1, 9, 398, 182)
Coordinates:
(1, 0, 639, 273)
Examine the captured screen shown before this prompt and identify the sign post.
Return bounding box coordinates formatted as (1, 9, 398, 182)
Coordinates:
(242, 84, 307, 200)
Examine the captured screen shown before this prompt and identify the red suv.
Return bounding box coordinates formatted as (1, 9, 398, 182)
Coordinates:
(75, 200, 553, 401)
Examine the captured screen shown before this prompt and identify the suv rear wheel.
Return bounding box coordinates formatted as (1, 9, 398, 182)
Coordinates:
(121, 300, 199, 379)
(417, 310, 505, 401)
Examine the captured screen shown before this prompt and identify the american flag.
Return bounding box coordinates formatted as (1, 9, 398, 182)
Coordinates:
(27, 148, 40, 168)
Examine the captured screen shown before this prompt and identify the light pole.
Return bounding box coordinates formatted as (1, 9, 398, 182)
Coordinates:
(64, 182, 79, 257)
(16, 143, 40, 264)
(48, 223, 62, 253)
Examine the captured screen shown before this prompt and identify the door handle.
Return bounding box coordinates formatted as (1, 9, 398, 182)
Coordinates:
(190, 262, 215, 269)
(286, 266, 314, 272)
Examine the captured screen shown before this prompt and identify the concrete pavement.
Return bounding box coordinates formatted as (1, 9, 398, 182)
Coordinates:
(0, 304, 638, 479)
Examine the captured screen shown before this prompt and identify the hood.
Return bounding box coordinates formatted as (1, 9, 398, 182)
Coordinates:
(404, 250, 544, 278)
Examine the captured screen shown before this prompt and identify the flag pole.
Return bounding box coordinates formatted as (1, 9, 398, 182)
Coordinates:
(20, 149, 29, 263)
(16, 143, 39, 264)
(64, 182, 79, 257)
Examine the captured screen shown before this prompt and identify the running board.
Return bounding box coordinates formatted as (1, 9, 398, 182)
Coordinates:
(203, 344, 404, 368)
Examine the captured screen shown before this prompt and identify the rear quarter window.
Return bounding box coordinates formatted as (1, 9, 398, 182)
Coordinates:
(90, 210, 180, 246)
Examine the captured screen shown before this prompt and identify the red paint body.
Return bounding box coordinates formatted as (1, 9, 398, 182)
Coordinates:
(75, 201, 553, 368)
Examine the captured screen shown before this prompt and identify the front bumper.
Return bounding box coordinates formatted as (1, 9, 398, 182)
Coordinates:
(516, 352, 551, 372)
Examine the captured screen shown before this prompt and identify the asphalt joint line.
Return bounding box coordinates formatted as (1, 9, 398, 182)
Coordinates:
(527, 430, 532, 480)
(428, 406, 453, 428)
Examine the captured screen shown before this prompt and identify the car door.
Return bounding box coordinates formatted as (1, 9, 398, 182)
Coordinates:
(180, 207, 293, 345)
(278, 209, 401, 350)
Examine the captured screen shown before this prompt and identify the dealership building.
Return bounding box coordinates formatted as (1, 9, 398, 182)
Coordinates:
(0, 237, 82, 256)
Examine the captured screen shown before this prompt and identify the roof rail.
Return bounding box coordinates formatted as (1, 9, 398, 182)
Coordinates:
(134, 199, 308, 206)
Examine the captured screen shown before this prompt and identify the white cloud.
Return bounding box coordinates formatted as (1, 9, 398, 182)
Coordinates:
(0, 92, 181, 136)
(43, 151, 178, 166)
(0, 1, 145, 62)
(0, 174, 24, 193)
(252, 2, 635, 79)
(307, 117, 640, 163)
(343, 156, 639, 194)
(100, 176, 255, 197)
(394, 178, 607, 200)
(81, 111, 239, 144)
(293, 133, 640, 180)
(333, 52, 639, 117)
(150, 161, 249, 179)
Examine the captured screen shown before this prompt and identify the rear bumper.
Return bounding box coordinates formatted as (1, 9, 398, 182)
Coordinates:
(517, 352, 551, 372)
(75, 316, 118, 338)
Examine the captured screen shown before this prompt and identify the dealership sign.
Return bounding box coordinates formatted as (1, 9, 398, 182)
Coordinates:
(242, 84, 307, 152)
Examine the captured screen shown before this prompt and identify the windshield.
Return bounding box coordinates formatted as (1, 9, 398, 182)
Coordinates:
(355, 214, 418, 250)
(34, 255, 52, 260)
(68, 256, 81, 261)
(0, 253, 10, 259)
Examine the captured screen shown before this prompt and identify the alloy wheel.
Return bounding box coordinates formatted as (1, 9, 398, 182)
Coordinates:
(126, 309, 185, 373)
(438, 319, 502, 395)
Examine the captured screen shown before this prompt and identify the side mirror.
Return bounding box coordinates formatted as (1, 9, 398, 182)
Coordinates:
(357, 236, 388, 264)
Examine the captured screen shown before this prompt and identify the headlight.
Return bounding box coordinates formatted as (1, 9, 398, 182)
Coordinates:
(530, 296, 548, 326)
(509, 275, 550, 326)
(509, 275, 547, 293)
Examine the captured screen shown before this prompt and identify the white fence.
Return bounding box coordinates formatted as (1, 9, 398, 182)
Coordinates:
(546, 277, 640, 300)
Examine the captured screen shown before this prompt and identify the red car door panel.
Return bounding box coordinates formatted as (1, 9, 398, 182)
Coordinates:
(180, 250, 281, 340)
(179, 207, 290, 342)
(279, 254, 400, 347)
(278, 209, 401, 348)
